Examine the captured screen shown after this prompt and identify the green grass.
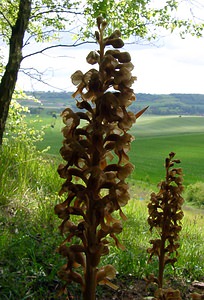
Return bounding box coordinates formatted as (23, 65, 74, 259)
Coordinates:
(27, 114, 63, 156)
(130, 133, 204, 185)
(130, 115, 204, 185)
(106, 200, 204, 281)
(29, 114, 204, 186)
(1, 192, 204, 299)
(132, 115, 204, 137)
(0, 141, 64, 299)
(1, 114, 204, 298)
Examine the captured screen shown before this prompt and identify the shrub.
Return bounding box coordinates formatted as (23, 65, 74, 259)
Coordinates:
(185, 182, 204, 207)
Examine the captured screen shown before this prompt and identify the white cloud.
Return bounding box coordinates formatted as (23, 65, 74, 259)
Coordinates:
(127, 35, 204, 94)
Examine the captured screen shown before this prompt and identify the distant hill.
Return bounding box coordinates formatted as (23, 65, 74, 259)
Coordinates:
(20, 91, 204, 116)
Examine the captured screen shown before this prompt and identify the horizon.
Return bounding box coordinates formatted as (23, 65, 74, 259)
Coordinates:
(23, 90, 204, 96)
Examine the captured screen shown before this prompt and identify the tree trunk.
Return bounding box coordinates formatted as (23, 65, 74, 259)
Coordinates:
(0, 0, 31, 145)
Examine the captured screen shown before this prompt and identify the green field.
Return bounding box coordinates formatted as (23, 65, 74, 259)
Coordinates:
(30, 114, 204, 186)
(130, 115, 204, 185)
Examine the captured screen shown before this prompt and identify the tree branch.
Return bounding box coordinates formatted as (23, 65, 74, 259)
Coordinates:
(23, 29, 58, 46)
(0, 10, 13, 28)
(22, 41, 96, 60)
(30, 9, 83, 19)
(20, 68, 66, 91)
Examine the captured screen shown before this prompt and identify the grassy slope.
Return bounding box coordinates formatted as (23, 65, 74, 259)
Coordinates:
(1, 115, 204, 299)
(31, 114, 204, 186)
(131, 116, 204, 185)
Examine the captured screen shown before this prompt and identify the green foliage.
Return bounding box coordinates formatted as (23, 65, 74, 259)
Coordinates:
(84, 0, 204, 39)
(0, 50, 4, 74)
(0, 0, 80, 44)
(0, 0, 19, 40)
(185, 182, 204, 207)
(0, 90, 54, 203)
(0, 132, 59, 206)
(179, 209, 204, 279)
(84, 0, 150, 39)
(0, 93, 65, 298)
(4, 90, 46, 147)
(0, 167, 63, 299)
(1, 0, 204, 47)
(1, 188, 204, 299)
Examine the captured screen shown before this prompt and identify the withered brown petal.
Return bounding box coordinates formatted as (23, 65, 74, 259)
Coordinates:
(86, 51, 100, 65)
(105, 38, 124, 48)
(71, 70, 84, 85)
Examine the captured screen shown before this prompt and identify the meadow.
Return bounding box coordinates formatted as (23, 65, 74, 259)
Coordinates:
(1, 113, 204, 299)
(32, 114, 204, 186)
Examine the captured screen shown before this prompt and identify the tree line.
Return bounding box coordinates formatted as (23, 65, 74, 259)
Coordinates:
(20, 91, 204, 116)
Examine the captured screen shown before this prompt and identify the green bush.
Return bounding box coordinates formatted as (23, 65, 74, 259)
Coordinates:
(185, 182, 204, 207)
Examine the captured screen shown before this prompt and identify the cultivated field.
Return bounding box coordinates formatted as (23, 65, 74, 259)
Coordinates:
(30, 114, 204, 186)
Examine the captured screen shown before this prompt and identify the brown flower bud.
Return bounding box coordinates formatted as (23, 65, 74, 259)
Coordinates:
(100, 54, 118, 72)
(105, 38, 124, 48)
(117, 163, 135, 180)
(86, 51, 100, 65)
(95, 31, 100, 41)
(107, 30, 121, 39)
(54, 203, 68, 219)
(102, 20, 108, 29)
(190, 292, 204, 300)
(112, 222, 123, 234)
(96, 264, 116, 283)
(97, 16, 103, 28)
(118, 52, 131, 62)
(71, 70, 83, 85)
(114, 67, 132, 85)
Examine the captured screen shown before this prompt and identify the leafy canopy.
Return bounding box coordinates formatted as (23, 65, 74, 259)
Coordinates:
(84, 0, 204, 39)
(0, 0, 81, 44)
(1, 0, 204, 46)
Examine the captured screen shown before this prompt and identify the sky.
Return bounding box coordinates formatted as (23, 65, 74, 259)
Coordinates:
(14, 1, 204, 95)
(17, 33, 204, 95)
